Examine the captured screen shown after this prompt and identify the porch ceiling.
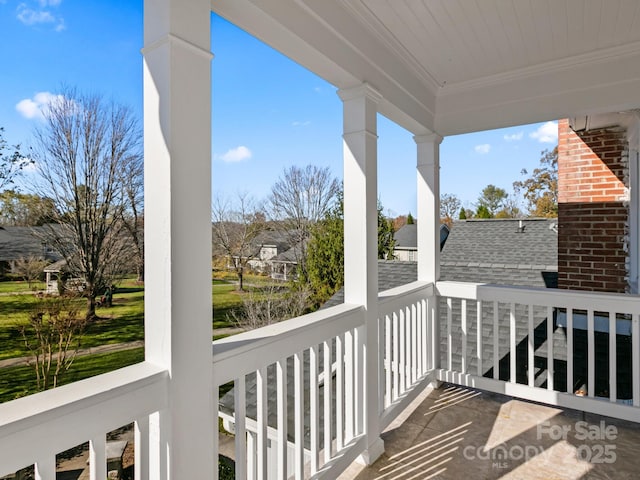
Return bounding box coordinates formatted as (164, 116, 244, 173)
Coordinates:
(212, 0, 640, 136)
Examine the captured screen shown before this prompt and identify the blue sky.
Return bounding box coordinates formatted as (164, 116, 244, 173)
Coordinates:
(1, 1, 558, 218)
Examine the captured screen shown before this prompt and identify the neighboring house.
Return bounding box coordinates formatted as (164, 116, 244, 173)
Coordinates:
(392, 223, 449, 261)
(0, 225, 61, 275)
(245, 230, 292, 273)
(269, 242, 305, 281)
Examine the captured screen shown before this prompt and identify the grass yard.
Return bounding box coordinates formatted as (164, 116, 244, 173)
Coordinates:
(0, 347, 144, 403)
(0, 279, 146, 361)
(0, 280, 46, 294)
(0, 275, 260, 402)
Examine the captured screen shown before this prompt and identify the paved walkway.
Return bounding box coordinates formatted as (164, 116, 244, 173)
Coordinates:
(0, 341, 145, 369)
(340, 384, 640, 479)
(0, 326, 243, 369)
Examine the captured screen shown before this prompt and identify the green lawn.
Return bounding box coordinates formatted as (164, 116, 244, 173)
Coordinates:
(0, 275, 270, 402)
(0, 280, 146, 361)
(0, 280, 46, 294)
(0, 347, 144, 403)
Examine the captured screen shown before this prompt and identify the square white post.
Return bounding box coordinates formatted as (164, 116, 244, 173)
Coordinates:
(415, 134, 442, 372)
(338, 83, 384, 464)
(143, 1, 214, 479)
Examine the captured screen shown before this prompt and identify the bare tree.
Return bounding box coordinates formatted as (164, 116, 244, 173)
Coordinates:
(13, 256, 48, 290)
(440, 193, 461, 226)
(228, 284, 309, 330)
(0, 127, 31, 192)
(21, 297, 86, 391)
(269, 165, 340, 280)
(212, 192, 266, 291)
(30, 88, 142, 319)
(120, 152, 144, 281)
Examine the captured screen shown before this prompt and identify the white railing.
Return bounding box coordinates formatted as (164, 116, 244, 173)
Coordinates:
(5, 280, 639, 479)
(436, 281, 640, 422)
(212, 281, 438, 479)
(213, 303, 367, 479)
(377, 281, 436, 429)
(0, 362, 168, 479)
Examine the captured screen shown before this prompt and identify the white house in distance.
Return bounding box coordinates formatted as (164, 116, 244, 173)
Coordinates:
(1, 2, 640, 479)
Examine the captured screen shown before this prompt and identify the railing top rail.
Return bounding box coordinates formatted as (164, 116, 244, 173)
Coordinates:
(212, 303, 364, 385)
(378, 280, 433, 302)
(437, 280, 640, 313)
(0, 362, 168, 474)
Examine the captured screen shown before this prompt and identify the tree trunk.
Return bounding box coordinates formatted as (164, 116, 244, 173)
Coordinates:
(238, 268, 244, 291)
(86, 295, 96, 321)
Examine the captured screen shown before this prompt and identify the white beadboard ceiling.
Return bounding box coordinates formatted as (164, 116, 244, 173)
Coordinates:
(351, 0, 640, 88)
(213, 0, 640, 135)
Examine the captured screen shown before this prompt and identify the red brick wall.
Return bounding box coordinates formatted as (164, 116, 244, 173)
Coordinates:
(557, 119, 629, 293)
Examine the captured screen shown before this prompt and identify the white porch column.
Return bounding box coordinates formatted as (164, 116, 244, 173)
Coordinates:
(143, 1, 214, 479)
(415, 134, 442, 282)
(415, 134, 442, 372)
(338, 83, 385, 464)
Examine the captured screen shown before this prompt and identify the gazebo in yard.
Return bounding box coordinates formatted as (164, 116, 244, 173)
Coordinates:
(1, 1, 640, 479)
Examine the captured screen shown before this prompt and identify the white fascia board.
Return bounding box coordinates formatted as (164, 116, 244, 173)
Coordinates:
(435, 44, 640, 135)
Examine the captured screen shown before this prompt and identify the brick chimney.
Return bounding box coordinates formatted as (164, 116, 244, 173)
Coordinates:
(557, 118, 629, 293)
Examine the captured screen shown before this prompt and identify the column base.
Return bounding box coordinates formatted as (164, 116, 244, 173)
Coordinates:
(357, 436, 385, 466)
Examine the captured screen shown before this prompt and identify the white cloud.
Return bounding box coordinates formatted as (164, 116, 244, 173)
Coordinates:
(15, 91, 63, 120)
(504, 132, 523, 141)
(474, 143, 491, 154)
(16, 2, 64, 31)
(220, 146, 252, 163)
(529, 121, 558, 143)
(292, 120, 311, 127)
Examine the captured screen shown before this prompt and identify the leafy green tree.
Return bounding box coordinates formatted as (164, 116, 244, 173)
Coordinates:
(459, 208, 467, 220)
(477, 184, 507, 216)
(306, 198, 344, 307)
(305, 196, 395, 307)
(0, 190, 57, 226)
(513, 147, 558, 217)
(476, 204, 492, 218)
(378, 201, 395, 260)
(406, 213, 415, 224)
(0, 127, 31, 192)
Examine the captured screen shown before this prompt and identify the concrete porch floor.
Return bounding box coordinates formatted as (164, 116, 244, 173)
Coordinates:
(340, 383, 640, 480)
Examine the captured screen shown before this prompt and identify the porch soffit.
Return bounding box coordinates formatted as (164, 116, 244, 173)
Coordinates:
(212, 0, 640, 136)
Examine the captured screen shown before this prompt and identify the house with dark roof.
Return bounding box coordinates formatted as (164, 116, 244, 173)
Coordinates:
(392, 223, 449, 261)
(245, 230, 293, 274)
(0, 225, 62, 275)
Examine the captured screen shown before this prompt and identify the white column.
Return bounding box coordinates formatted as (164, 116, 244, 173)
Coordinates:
(143, 1, 214, 479)
(415, 134, 442, 283)
(415, 134, 442, 373)
(338, 83, 384, 464)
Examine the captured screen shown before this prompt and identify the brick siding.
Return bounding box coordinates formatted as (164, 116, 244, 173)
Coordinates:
(557, 119, 629, 293)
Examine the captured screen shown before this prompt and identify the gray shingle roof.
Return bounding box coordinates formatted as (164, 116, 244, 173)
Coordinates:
(393, 223, 450, 250)
(441, 218, 557, 270)
(0, 225, 63, 263)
